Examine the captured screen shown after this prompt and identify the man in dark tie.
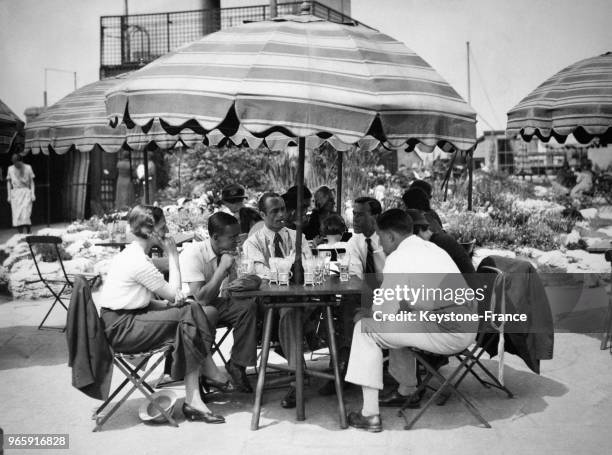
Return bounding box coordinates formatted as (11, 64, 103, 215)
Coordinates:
(179, 212, 259, 393)
(243, 192, 312, 408)
(319, 196, 387, 396)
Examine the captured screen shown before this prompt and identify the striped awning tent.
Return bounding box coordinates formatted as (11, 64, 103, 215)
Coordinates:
(105, 11, 477, 153)
(0, 98, 24, 154)
(507, 51, 612, 145)
(25, 74, 200, 155)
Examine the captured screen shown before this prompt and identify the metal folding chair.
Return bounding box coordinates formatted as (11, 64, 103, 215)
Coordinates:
(211, 322, 232, 367)
(26, 235, 99, 331)
(93, 344, 179, 432)
(600, 250, 612, 352)
(400, 266, 513, 430)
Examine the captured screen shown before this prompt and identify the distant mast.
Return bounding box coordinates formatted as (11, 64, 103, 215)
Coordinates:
(466, 41, 473, 211)
(466, 41, 471, 104)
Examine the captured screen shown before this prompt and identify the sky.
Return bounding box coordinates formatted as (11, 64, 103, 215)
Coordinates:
(1, 0, 611, 134)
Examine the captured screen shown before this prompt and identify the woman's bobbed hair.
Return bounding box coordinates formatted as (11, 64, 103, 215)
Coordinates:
(128, 205, 164, 239)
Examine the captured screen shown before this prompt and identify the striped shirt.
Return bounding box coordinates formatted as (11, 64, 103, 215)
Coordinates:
(100, 242, 167, 310)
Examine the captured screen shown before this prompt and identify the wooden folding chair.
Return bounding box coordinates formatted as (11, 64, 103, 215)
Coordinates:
(26, 236, 99, 331)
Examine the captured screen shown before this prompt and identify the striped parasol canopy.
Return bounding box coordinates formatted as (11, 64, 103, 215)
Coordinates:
(507, 51, 612, 144)
(105, 9, 477, 153)
(0, 98, 24, 154)
(25, 74, 201, 155)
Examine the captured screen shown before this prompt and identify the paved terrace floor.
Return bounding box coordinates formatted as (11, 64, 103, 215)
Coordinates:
(1, 295, 611, 455)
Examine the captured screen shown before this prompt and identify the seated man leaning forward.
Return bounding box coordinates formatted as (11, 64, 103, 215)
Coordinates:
(345, 209, 477, 432)
(242, 191, 313, 409)
(179, 211, 258, 393)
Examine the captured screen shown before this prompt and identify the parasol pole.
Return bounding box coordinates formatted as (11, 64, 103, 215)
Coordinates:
(143, 149, 150, 204)
(293, 136, 305, 285)
(336, 149, 343, 214)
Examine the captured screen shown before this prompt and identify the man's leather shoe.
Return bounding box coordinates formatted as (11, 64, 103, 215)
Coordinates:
(182, 403, 225, 424)
(379, 388, 424, 408)
(347, 410, 382, 432)
(280, 387, 296, 409)
(226, 360, 253, 393)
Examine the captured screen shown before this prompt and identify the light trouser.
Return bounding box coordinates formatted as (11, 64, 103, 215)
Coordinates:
(345, 318, 475, 390)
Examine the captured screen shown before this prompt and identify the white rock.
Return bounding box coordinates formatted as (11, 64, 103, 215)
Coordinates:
(63, 230, 98, 244)
(563, 230, 582, 246)
(472, 248, 516, 269)
(36, 228, 65, 237)
(3, 243, 31, 268)
(533, 186, 550, 198)
(598, 205, 612, 220)
(513, 198, 564, 215)
(597, 226, 612, 237)
(534, 250, 571, 269)
(579, 208, 598, 220)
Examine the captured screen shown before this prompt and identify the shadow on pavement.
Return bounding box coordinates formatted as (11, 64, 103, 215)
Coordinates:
(0, 325, 68, 370)
(88, 360, 568, 433)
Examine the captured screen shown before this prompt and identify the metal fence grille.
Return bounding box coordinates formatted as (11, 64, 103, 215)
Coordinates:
(100, 1, 371, 75)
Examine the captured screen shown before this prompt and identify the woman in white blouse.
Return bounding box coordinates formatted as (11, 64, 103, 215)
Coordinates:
(100, 205, 227, 424)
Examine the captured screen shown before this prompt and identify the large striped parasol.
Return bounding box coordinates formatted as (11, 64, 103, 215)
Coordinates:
(25, 74, 201, 155)
(25, 74, 201, 204)
(106, 11, 476, 152)
(507, 51, 612, 144)
(106, 6, 477, 285)
(0, 98, 24, 154)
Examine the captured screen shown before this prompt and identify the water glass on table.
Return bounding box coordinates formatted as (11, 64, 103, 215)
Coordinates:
(303, 258, 316, 286)
(238, 257, 253, 277)
(276, 258, 293, 286)
(337, 253, 351, 282)
(320, 251, 332, 277)
(268, 257, 280, 285)
(314, 257, 325, 285)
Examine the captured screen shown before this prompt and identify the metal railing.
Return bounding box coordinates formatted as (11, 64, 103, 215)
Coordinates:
(100, 1, 371, 76)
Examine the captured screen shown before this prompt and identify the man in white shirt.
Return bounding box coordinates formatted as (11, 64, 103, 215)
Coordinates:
(319, 196, 386, 396)
(345, 209, 477, 432)
(242, 192, 312, 408)
(346, 197, 386, 282)
(180, 211, 258, 393)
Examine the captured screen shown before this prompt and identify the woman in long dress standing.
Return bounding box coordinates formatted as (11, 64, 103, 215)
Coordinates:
(115, 150, 135, 209)
(6, 154, 35, 234)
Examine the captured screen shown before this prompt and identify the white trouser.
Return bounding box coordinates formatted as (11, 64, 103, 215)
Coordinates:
(345, 318, 475, 390)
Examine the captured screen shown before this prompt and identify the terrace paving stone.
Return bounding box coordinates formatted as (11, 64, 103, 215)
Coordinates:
(1, 295, 612, 455)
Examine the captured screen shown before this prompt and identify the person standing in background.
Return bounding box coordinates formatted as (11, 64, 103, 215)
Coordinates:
(115, 149, 135, 210)
(6, 154, 35, 234)
(137, 159, 157, 204)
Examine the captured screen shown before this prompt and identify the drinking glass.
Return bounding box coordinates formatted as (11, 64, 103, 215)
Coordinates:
(268, 257, 280, 285)
(303, 258, 316, 286)
(320, 251, 332, 278)
(277, 258, 293, 285)
(338, 253, 351, 282)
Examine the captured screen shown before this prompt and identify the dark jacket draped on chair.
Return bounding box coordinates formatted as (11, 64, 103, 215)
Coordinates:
(66, 276, 113, 400)
(478, 255, 554, 374)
